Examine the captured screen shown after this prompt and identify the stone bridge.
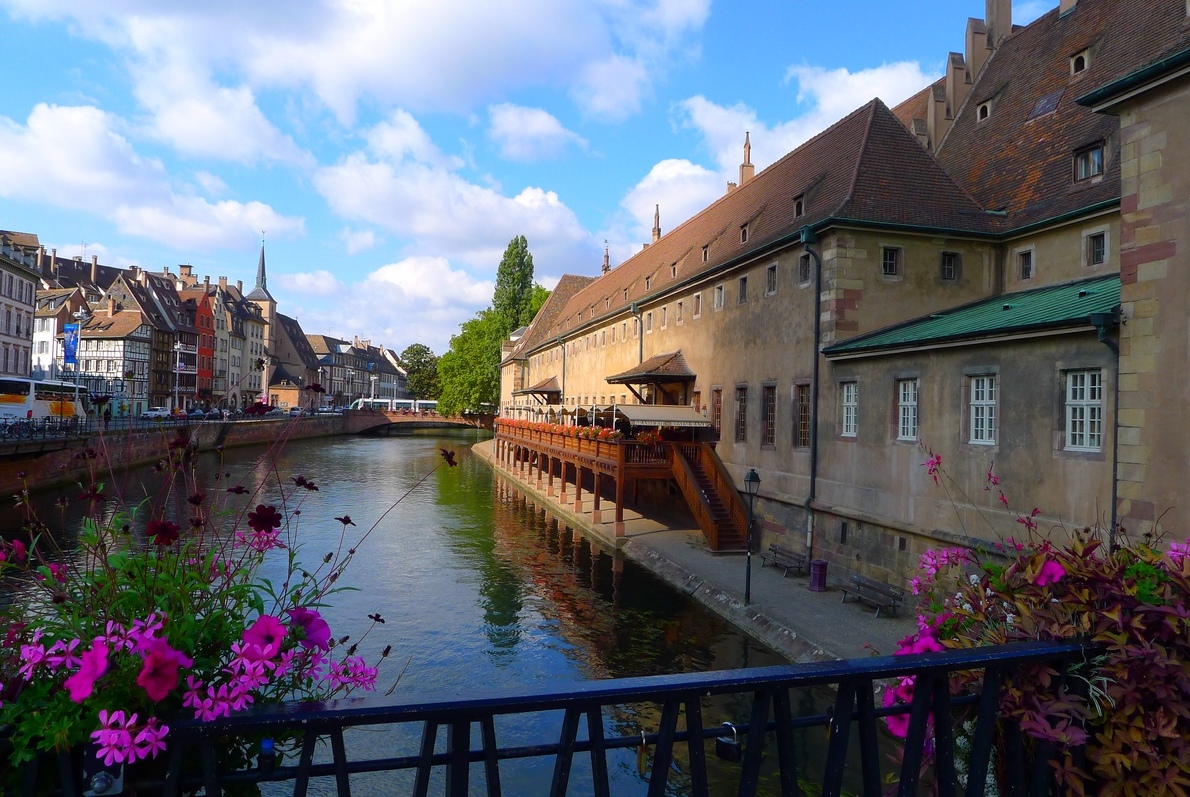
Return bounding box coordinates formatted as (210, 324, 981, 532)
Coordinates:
(343, 409, 495, 435)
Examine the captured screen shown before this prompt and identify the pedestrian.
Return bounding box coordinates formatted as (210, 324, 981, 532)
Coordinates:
(103, 407, 111, 429)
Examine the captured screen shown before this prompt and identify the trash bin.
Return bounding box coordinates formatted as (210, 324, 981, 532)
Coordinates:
(808, 559, 828, 592)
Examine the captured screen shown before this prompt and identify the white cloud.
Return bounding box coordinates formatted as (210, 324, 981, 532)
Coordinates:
(571, 55, 652, 123)
(341, 228, 377, 255)
(193, 171, 229, 196)
(488, 103, 585, 161)
(783, 62, 938, 131)
(366, 110, 460, 169)
(1015, 1, 1056, 24)
(0, 103, 304, 250)
(618, 159, 722, 253)
(276, 269, 345, 297)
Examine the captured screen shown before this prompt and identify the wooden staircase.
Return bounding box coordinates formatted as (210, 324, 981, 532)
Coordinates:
(670, 443, 749, 553)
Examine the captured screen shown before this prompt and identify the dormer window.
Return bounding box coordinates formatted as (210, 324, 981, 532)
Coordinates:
(645, 276, 652, 291)
(670, 264, 677, 278)
(740, 225, 749, 244)
(702, 246, 709, 262)
(1071, 49, 1090, 75)
(1075, 144, 1104, 181)
(794, 195, 805, 218)
(978, 102, 991, 121)
(622, 288, 628, 301)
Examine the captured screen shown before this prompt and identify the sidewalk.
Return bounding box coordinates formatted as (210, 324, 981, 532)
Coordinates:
(472, 440, 914, 663)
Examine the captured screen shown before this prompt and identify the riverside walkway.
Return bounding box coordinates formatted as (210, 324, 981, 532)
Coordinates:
(473, 439, 914, 663)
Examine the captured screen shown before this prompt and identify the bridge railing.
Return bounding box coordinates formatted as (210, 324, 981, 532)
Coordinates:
(26, 640, 1091, 797)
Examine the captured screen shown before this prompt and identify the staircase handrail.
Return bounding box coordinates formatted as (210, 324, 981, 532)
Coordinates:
(669, 444, 720, 550)
(694, 443, 751, 548)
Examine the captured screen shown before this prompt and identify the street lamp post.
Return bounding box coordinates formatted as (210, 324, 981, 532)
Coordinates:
(72, 308, 91, 419)
(743, 468, 761, 606)
(370, 375, 377, 402)
(174, 342, 184, 412)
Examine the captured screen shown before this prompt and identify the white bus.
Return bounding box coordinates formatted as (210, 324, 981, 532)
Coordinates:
(0, 378, 91, 419)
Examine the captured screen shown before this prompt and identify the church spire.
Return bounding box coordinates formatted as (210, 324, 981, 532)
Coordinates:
(652, 204, 661, 243)
(246, 234, 275, 302)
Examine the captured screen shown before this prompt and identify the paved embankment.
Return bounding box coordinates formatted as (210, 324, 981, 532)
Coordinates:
(471, 439, 914, 664)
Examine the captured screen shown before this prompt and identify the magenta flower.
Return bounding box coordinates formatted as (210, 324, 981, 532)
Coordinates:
(1169, 540, 1190, 568)
(64, 640, 110, 702)
(243, 615, 286, 658)
(91, 709, 136, 766)
(136, 639, 193, 702)
(286, 607, 331, 651)
(1034, 558, 1066, 586)
(247, 504, 283, 534)
(132, 717, 169, 760)
(147, 519, 180, 547)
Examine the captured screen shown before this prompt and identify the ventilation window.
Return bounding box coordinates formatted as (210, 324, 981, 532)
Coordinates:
(670, 264, 676, 278)
(794, 195, 805, 218)
(1071, 49, 1090, 75)
(740, 224, 749, 244)
(645, 276, 651, 291)
(622, 288, 628, 301)
(978, 102, 991, 121)
(702, 246, 709, 262)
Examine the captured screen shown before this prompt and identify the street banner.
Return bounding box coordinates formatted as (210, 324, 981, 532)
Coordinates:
(63, 323, 79, 366)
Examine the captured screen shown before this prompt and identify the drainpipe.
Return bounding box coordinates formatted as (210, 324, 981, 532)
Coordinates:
(1090, 308, 1121, 550)
(630, 302, 643, 365)
(556, 336, 566, 408)
(800, 226, 823, 559)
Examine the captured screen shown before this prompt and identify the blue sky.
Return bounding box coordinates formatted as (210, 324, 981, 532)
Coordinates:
(0, 0, 1053, 354)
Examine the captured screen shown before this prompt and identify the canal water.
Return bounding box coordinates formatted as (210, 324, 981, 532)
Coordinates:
(3, 432, 871, 795)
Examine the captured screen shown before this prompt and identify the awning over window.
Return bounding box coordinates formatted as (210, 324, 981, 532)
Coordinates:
(605, 351, 695, 385)
(615, 404, 711, 428)
(512, 376, 561, 403)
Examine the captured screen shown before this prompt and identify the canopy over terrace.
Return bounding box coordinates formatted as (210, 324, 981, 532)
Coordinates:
(605, 351, 695, 405)
(614, 404, 711, 428)
(512, 376, 561, 405)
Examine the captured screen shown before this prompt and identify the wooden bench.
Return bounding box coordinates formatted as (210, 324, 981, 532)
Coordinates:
(839, 573, 904, 618)
(758, 544, 807, 577)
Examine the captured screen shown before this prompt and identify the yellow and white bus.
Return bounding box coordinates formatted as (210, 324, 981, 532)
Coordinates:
(0, 378, 91, 419)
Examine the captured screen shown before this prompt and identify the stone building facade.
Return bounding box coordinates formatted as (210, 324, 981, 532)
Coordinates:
(500, 0, 1190, 585)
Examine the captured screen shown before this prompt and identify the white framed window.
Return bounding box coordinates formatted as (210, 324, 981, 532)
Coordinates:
(713, 284, 724, 310)
(765, 263, 777, 295)
(841, 382, 857, 438)
(798, 253, 812, 284)
(645, 311, 653, 333)
(1075, 144, 1104, 181)
(676, 301, 684, 324)
(882, 247, 901, 277)
(660, 306, 667, 329)
(794, 195, 805, 218)
(897, 379, 918, 441)
(941, 252, 961, 281)
(693, 292, 702, 319)
(738, 276, 748, 304)
(1083, 228, 1109, 267)
(1017, 248, 1035, 281)
(1065, 370, 1103, 451)
(969, 375, 997, 444)
(702, 246, 709, 262)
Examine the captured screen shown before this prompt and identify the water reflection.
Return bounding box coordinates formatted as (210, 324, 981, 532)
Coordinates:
(2, 433, 881, 794)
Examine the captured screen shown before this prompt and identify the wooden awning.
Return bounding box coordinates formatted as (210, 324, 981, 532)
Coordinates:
(605, 351, 695, 385)
(512, 376, 561, 404)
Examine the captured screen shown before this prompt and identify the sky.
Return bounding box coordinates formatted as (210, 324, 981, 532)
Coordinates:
(0, 0, 1054, 355)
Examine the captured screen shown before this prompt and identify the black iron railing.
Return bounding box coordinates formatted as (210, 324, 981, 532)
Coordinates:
(28, 640, 1091, 797)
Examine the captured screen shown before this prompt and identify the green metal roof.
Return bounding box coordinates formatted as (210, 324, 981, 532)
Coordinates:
(823, 274, 1120, 357)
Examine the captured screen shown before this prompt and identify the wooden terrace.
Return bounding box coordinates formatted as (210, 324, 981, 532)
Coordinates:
(494, 420, 749, 551)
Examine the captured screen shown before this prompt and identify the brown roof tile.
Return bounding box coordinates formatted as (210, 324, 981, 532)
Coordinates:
(938, 0, 1190, 231)
(606, 351, 695, 384)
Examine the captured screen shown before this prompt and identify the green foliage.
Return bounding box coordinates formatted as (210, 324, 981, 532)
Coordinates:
(492, 235, 535, 336)
(436, 309, 503, 416)
(527, 282, 550, 321)
(399, 343, 440, 400)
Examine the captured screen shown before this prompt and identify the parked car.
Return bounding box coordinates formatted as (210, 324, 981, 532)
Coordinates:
(141, 407, 171, 420)
(187, 408, 208, 421)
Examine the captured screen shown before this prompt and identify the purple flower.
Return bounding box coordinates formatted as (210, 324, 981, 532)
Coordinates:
(1033, 558, 1066, 586)
(286, 607, 331, 651)
(64, 640, 110, 702)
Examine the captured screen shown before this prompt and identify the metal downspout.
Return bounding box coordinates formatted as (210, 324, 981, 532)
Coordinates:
(1091, 309, 1122, 549)
(801, 227, 823, 558)
(556, 336, 566, 408)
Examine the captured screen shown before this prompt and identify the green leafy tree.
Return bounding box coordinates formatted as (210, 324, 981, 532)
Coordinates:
(436, 310, 503, 415)
(492, 235, 536, 336)
(527, 283, 550, 320)
(399, 343, 440, 400)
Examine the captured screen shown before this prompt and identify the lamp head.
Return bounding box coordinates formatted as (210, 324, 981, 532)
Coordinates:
(744, 468, 761, 496)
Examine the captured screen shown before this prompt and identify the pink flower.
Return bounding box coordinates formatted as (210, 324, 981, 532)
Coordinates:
(921, 451, 942, 485)
(136, 639, 194, 702)
(64, 640, 110, 702)
(91, 710, 136, 766)
(242, 615, 286, 657)
(10, 539, 26, 561)
(286, 607, 332, 651)
(132, 717, 169, 760)
(1033, 559, 1066, 587)
(1166, 539, 1189, 568)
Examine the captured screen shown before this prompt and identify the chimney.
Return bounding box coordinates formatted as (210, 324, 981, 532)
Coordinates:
(926, 82, 952, 154)
(163, 265, 170, 275)
(945, 52, 971, 120)
(218, 276, 228, 290)
(90, 256, 98, 284)
(237, 280, 243, 293)
(1059, 0, 1077, 13)
(601, 244, 610, 274)
(128, 265, 138, 280)
(986, 0, 1012, 49)
(739, 132, 755, 186)
(107, 300, 115, 318)
(203, 275, 210, 290)
(180, 264, 192, 278)
(726, 181, 738, 194)
(652, 204, 661, 243)
(36, 246, 43, 272)
(965, 17, 990, 80)
(138, 269, 149, 286)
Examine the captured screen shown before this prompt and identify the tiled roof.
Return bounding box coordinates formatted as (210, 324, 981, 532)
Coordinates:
(892, 79, 938, 132)
(606, 351, 695, 383)
(526, 99, 994, 354)
(276, 314, 321, 369)
(823, 274, 1120, 357)
(81, 310, 148, 340)
(513, 376, 561, 396)
(504, 274, 594, 360)
(937, 0, 1190, 232)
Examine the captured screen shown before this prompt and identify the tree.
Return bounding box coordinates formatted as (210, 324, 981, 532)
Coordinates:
(527, 283, 550, 320)
(492, 236, 535, 336)
(436, 310, 503, 416)
(399, 343, 440, 400)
